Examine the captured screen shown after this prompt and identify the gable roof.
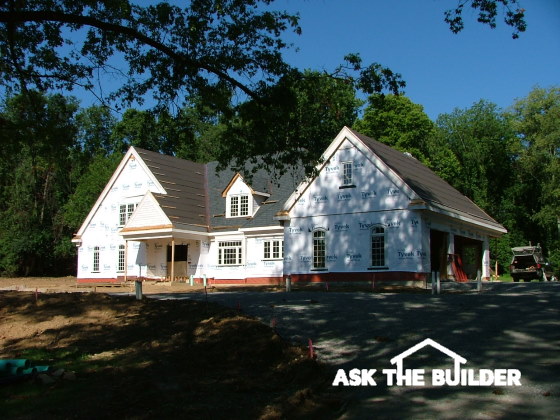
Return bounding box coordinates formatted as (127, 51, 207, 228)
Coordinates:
(348, 128, 505, 233)
(76, 127, 505, 240)
(283, 127, 506, 235)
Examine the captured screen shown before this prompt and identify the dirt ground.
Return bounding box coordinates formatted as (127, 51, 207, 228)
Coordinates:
(0, 278, 344, 419)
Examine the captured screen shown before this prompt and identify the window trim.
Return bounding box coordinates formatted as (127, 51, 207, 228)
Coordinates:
(263, 239, 284, 260)
(341, 161, 354, 187)
(218, 240, 244, 266)
(228, 194, 251, 218)
(117, 244, 125, 273)
(118, 202, 138, 226)
(312, 229, 327, 270)
(92, 246, 100, 273)
(369, 225, 388, 269)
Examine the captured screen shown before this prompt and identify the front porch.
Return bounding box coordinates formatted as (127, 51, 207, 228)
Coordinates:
(120, 224, 209, 282)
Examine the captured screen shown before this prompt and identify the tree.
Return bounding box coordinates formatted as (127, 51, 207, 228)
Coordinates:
(435, 100, 516, 215)
(75, 105, 118, 156)
(435, 100, 523, 271)
(216, 70, 362, 178)
(444, 0, 526, 38)
(353, 94, 435, 163)
(0, 91, 79, 275)
(0, 1, 527, 177)
(508, 86, 560, 265)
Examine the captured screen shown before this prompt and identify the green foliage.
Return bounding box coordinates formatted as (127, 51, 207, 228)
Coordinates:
(444, 0, 527, 39)
(507, 86, 560, 259)
(216, 70, 362, 178)
(62, 154, 122, 232)
(75, 106, 118, 156)
(0, 91, 79, 275)
(435, 100, 516, 216)
(353, 94, 435, 164)
(0, 0, 301, 111)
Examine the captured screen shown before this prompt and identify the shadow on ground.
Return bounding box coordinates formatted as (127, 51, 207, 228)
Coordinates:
(154, 283, 560, 419)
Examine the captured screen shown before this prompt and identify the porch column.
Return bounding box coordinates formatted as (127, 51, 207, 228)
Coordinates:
(171, 239, 175, 282)
(482, 237, 490, 280)
(447, 233, 455, 279)
(124, 240, 128, 282)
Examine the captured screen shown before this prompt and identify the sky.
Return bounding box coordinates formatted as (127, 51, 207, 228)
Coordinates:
(270, 0, 560, 120)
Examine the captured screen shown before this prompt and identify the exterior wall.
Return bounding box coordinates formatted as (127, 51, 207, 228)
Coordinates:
(76, 139, 499, 285)
(284, 139, 429, 282)
(283, 210, 428, 280)
(204, 233, 284, 283)
(76, 155, 162, 279)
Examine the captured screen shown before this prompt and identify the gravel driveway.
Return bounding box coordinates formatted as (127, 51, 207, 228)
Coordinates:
(149, 283, 560, 419)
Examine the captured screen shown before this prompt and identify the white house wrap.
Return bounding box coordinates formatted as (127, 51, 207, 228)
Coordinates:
(72, 127, 506, 285)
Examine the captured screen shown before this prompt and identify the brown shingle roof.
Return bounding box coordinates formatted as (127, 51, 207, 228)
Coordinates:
(348, 128, 505, 231)
(134, 148, 208, 230)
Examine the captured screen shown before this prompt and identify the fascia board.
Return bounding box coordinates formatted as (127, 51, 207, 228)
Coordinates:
(124, 190, 171, 229)
(282, 127, 352, 212)
(415, 202, 508, 236)
(74, 148, 135, 237)
(129, 146, 166, 194)
(239, 226, 284, 234)
(75, 147, 167, 238)
(282, 126, 419, 213)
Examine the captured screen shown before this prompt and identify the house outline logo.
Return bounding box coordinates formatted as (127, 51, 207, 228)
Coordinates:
(389, 338, 466, 384)
(332, 338, 522, 387)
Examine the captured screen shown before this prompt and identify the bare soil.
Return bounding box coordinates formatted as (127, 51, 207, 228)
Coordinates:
(0, 280, 343, 419)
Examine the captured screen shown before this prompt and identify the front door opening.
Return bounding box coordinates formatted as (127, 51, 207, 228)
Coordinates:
(167, 244, 189, 278)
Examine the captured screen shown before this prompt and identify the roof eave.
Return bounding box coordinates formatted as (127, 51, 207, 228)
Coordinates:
(411, 202, 507, 236)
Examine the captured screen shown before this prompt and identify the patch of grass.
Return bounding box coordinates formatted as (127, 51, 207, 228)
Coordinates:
(496, 273, 513, 282)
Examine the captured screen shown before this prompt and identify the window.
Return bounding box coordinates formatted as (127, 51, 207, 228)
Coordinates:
(93, 246, 100, 272)
(371, 226, 386, 267)
(229, 194, 250, 217)
(119, 205, 127, 226)
(218, 241, 243, 265)
(230, 196, 239, 217)
(240, 195, 249, 216)
(313, 229, 326, 269)
(264, 240, 283, 260)
(117, 245, 125, 272)
(119, 203, 137, 226)
(342, 161, 353, 186)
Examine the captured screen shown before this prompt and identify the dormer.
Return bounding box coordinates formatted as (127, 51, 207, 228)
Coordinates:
(222, 173, 270, 218)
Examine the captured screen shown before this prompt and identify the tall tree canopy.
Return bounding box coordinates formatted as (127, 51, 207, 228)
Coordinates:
(353, 94, 435, 164)
(0, 0, 526, 173)
(435, 100, 516, 216)
(508, 87, 560, 255)
(0, 92, 79, 275)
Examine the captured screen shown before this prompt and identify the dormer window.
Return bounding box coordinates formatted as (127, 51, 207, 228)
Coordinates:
(229, 194, 250, 217)
(223, 173, 269, 219)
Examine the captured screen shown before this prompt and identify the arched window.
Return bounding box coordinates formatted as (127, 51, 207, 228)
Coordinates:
(313, 229, 326, 269)
(371, 226, 386, 267)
